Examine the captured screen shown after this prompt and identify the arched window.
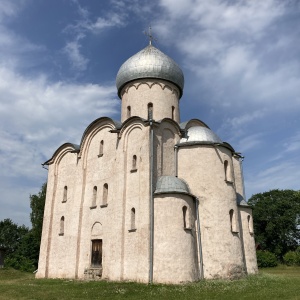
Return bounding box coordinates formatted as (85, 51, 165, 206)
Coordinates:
(182, 206, 187, 228)
(102, 183, 108, 206)
(229, 209, 238, 233)
(130, 208, 136, 230)
(247, 215, 254, 234)
(172, 106, 175, 120)
(224, 160, 233, 183)
(127, 106, 131, 118)
(99, 140, 104, 157)
(182, 206, 191, 229)
(147, 103, 153, 119)
(59, 216, 64, 236)
(63, 186, 67, 203)
(91, 186, 97, 208)
(131, 155, 137, 172)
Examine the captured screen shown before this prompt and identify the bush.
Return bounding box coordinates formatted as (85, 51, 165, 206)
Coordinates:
(283, 251, 300, 266)
(4, 254, 35, 272)
(256, 250, 278, 268)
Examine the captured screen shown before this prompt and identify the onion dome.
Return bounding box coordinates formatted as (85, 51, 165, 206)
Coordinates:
(154, 176, 191, 195)
(116, 44, 184, 98)
(179, 126, 222, 144)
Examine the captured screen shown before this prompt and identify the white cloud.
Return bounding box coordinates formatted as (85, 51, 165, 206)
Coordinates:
(245, 160, 300, 197)
(63, 34, 89, 71)
(0, 65, 119, 176)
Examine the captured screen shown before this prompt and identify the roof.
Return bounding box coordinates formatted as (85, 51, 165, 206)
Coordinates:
(179, 126, 222, 144)
(116, 44, 184, 98)
(154, 176, 192, 196)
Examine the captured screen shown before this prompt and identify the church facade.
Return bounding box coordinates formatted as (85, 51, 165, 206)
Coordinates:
(36, 43, 257, 283)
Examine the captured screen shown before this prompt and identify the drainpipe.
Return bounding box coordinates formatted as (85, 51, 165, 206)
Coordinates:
(195, 197, 204, 279)
(149, 117, 154, 284)
(174, 145, 178, 177)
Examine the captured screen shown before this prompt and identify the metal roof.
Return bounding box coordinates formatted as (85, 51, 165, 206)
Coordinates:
(116, 45, 184, 98)
(154, 176, 191, 195)
(179, 126, 222, 144)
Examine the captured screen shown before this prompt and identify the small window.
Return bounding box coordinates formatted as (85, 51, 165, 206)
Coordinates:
(130, 208, 136, 231)
(172, 106, 175, 120)
(100, 183, 108, 207)
(59, 216, 64, 236)
(229, 209, 238, 233)
(147, 103, 153, 119)
(91, 186, 97, 209)
(224, 160, 233, 183)
(247, 215, 254, 234)
(98, 140, 104, 157)
(127, 106, 131, 118)
(62, 186, 67, 203)
(91, 239, 102, 267)
(131, 155, 137, 172)
(182, 206, 191, 229)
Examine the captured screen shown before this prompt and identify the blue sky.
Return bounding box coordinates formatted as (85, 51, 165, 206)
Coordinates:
(0, 0, 299, 227)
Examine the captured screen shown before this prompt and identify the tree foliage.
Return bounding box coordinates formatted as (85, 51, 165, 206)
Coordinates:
(248, 189, 300, 258)
(28, 183, 47, 266)
(1, 183, 47, 271)
(0, 219, 29, 255)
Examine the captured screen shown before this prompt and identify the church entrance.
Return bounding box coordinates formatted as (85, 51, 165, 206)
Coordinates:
(91, 239, 102, 267)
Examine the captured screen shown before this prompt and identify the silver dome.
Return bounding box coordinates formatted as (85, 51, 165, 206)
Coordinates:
(154, 176, 190, 195)
(116, 45, 184, 98)
(180, 126, 222, 144)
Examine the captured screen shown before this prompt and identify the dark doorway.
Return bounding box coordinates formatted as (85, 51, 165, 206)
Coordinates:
(91, 239, 102, 267)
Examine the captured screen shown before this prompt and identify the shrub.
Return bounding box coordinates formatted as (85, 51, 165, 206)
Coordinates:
(283, 251, 300, 266)
(256, 250, 278, 268)
(4, 254, 35, 272)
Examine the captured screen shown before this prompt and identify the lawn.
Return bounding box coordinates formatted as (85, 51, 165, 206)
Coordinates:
(0, 266, 299, 300)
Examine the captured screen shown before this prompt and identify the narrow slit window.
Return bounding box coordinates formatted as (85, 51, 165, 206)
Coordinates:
(127, 106, 131, 118)
(102, 183, 108, 206)
(131, 155, 137, 171)
(182, 206, 190, 229)
(99, 140, 104, 157)
(224, 160, 233, 182)
(59, 216, 64, 236)
(147, 103, 153, 119)
(91, 186, 97, 208)
(63, 186, 67, 202)
(229, 209, 238, 233)
(172, 106, 175, 120)
(130, 208, 136, 230)
(247, 215, 253, 234)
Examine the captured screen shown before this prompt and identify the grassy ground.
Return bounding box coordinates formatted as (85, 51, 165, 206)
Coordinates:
(0, 266, 299, 300)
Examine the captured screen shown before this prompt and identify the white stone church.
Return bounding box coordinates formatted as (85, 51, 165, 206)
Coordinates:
(37, 42, 257, 283)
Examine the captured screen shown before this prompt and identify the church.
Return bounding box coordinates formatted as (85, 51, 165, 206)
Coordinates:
(36, 40, 258, 283)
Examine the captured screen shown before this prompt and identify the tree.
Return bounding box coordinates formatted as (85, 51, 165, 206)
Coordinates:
(30, 183, 46, 241)
(248, 189, 300, 258)
(28, 183, 47, 267)
(0, 183, 47, 271)
(0, 219, 29, 255)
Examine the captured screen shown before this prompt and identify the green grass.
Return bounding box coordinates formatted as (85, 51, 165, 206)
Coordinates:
(0, 266, 299, 300)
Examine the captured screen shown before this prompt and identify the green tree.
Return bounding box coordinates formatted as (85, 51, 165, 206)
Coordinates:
(0, 183, 47, 271)
(0, 219, 29, 255)
(248, 189, 300, 258)
(28, 183, 47, 267)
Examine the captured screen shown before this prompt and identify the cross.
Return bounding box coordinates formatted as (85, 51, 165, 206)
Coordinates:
(144, 26, 156, 45)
